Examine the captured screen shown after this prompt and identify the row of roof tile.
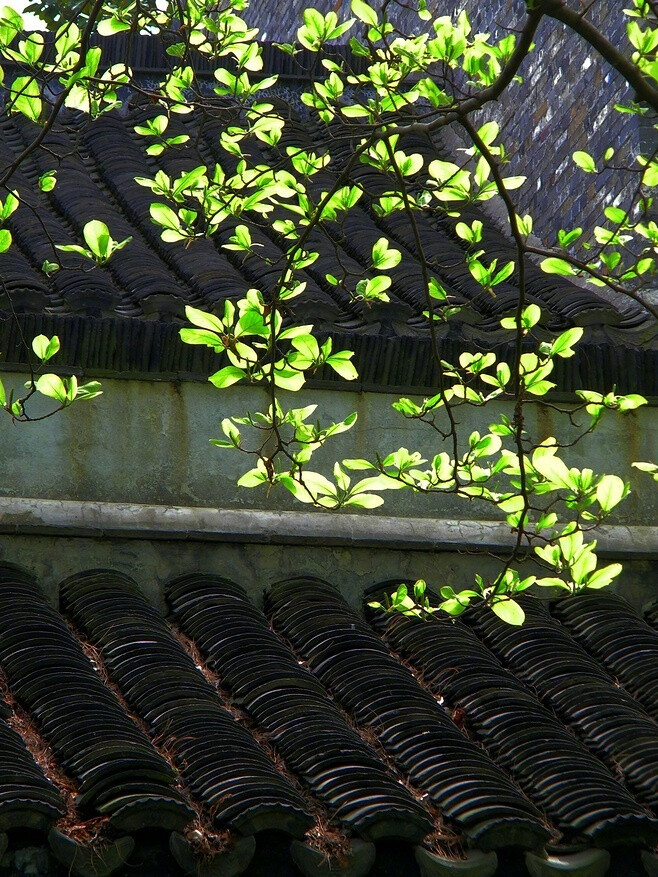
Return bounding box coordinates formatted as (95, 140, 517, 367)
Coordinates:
(0, 565, 657, 875)
(0, 92, 652, 394)
(0, 95, 652, 337)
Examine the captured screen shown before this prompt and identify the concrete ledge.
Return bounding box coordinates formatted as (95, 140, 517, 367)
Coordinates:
(0, 497, 655, 557)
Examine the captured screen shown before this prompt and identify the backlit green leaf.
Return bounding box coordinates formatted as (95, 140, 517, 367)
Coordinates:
(573, 151, 596, 172)
(351, 0, 378, 26)
(541, 257, 575, 276)
(35, 373, 67, 403)
(208, 366, 246, 388)
(491, 598, 525, 625)
(596, 474, 626, 512)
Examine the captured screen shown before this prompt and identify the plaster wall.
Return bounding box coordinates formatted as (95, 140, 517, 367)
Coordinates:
(1, 372, 655, 525)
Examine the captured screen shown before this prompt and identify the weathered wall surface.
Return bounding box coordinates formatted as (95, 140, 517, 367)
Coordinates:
(1, 372, 655, 525)
(2, 368, 655, 607)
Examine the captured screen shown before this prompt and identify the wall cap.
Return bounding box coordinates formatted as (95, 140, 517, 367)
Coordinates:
(0, 497, 655, 557)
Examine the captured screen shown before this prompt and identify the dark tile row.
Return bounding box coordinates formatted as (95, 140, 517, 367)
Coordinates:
(325, 122, 630, 331)
(645, 600, 658, 632)
(0, 563, 656, 874)
(551, 592, 658, 724)
(0, 693, 64, 832)
(60, 569, 313, 838)
(467, 597, 658, 812)
(0, 567, 192, 831)
(0, 100, 646, 336)
(369, 601, 658, 847)
(265, 578, 550, 851)
(166, 573, 432, 843)
(9, 114, 193, 315)
(0, 119, 129, 316)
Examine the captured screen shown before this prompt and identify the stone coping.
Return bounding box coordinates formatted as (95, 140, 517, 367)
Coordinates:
(0, 497, 655, 557)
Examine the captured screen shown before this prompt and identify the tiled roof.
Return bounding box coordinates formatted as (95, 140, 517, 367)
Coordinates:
(1, 565, 658, 875)
(0, 78, 655, 393)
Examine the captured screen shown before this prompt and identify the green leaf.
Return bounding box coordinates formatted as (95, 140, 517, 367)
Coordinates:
(604, 206, 627, 224)
(552, 327, 583, 358)
(179, 328, 222, 349)
(517, 214, 533, 236)
(208, 366, 246, 388)
(525, 379, 555, 396)
(351, 0, 378, 26)
(0, 5, 22, 45)
(273, 368, 305, 391)
(521, 304, 541, 329)
(477, 121, 499, 146)
(354, 474, 405, 492)
(184, 306, 225, 334)
(326, 350, 358, 381)
(501, 176, 526, 191)
(223, 224, 253, 251)
(617, 393, 647, 412)
(532, 450, 575, 490)
(237, 466, 269, 488)
(31, 334, 60, 361)
(371, 237, 401, 269)
(83, 220, 111, 260)
(0, 192, 18, 221)
(586, 563, 622, 590)
(632, 461, 658, 481)
(498, 494, 525, 513)
(440, 598, 468, 616)
(41, 260, 59, 276)
(491, 598, 525, 626)
(573, 151, 596, 172)
(38, 171, 56, 192)
(596, 474, 626, 512)
(35, 373, 67, 403)
(558, 228, 583, 247)
(10, 75, 41, 122)
(361, 275, 391, 300)
(150, 203, 182, 231)
(97, 16, 131, 36)
(0, 229, 11, 253)
(76, 380, 102, 401)
(173, 165, 207, 197)
(413, 580, 427, 601)
(534, 577, 570, 590)
(56, 21, 82, 54)
(343, 493, 384, 508)
(55, 243, 92, 260)
(541, 257, 575, 276)
(291, 334, 320, 361)
(428, 278, 447, 301)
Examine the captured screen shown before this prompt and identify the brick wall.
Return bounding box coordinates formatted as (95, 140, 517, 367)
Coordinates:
(242, 1, 644, 243)
(454, 0, 642, 243)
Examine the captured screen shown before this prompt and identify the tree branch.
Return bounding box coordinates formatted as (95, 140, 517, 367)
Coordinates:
(388, 6, 544, 137)
(0, 0, 106, 190)
(544, 0, 658, 112)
